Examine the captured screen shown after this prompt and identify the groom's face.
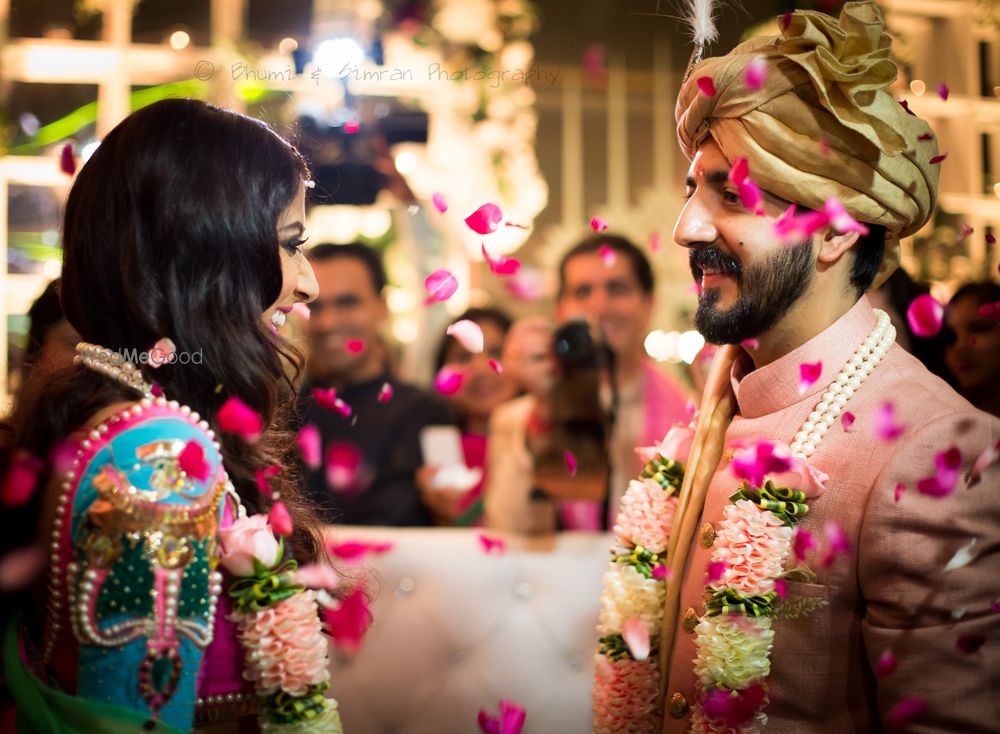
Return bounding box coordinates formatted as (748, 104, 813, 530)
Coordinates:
(672, 139, 816, 345)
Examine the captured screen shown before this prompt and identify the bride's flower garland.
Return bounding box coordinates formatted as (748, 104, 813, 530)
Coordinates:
(593, 310, 895, 733)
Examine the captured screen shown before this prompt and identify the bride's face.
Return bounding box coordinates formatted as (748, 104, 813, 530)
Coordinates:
(268, 181, 318, 329)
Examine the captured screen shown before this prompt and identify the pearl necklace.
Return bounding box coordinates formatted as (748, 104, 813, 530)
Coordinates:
(74, 342, 154, 398)
(789, 308, 895, 459)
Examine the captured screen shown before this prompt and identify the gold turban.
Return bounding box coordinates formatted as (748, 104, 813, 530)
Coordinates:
(675, 0, 940, 287)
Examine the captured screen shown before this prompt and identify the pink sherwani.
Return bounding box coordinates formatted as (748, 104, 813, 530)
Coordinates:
(663, 297, 1000, 733)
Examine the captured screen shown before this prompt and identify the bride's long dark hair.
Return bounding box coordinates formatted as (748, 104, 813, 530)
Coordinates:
(1, 98, 326, 564)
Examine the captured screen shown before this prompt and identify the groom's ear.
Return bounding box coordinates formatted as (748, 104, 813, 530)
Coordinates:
(816, 229, 861, 266)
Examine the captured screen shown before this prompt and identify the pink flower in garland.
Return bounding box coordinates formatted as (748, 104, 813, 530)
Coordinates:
(592, 656, 660, 734)
(613, 478, 678, 554)
(710, 500, 793, 597)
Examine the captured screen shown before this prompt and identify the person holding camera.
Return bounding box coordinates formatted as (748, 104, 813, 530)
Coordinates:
(484, 234, 692, 533)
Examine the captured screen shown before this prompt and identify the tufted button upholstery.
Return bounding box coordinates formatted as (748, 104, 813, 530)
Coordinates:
(326, 527, 609, 733)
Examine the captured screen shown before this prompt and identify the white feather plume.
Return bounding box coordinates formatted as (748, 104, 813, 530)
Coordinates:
(684, 0, 719, 46)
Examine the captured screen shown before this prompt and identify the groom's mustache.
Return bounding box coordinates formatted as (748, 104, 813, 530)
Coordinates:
(690, 246, 742, 282)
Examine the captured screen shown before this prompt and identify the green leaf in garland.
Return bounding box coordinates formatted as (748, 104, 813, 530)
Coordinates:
(729, 480, 809, 525)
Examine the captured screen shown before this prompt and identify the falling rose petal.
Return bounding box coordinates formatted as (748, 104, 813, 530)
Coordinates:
(0, 451, 46, 507)
(482, 243, 521, 275)
(731, 440, 794, 489)
(956, 632, 986, 654)
(696, 76, 717, 97)
(792, 527, 816, 562)
(965, 442, 999, 487)
(741, 338, 759, 350)
(296, 425, 322, 470)
(798, 360, 822, 394)
(875, 649, 898, 676)
(151, 383, 165, 398)
(706, 560, 726, 585)
(582, 43, 608, 90)
(478, 700, 526, 734)
(312, 387, 340, 412)
(291, 301, 311, 321)
(0, 545, 47, 591)
(478, 709, 500, 734)
(652, 564, 671, 580)
(504, 267, 546, 301)
(841, 412, 856, 432)
(944, 537, 977, 572)
(781, 11, 792, 30)
(958, 223, 974, 241)
(873, 402, 905, 442)
(424, 269, 459, 304)
(464, 203, 503, 235)
(622, 618, 651, 661)
(702, 684, 766, 729)
(824, 197, 869, 235)
(295, 562, 341, 590)
(937, 83, 949, 101)
(325, 442, 362, 492)
(886, 697, 928, 731)
(917, 132, 934, 141)
(774, 578, 787, 600)
(979, 303, 996, 319)
(906, 293, 944, 337)
(321, 585, 373, 653)
(894, 482, 905, 503)
(649, 231, 662, 253)
(254, 465, 281, 499)
(743, 57, 767, 90)
(59, 142, 76, 175)
(268, 501, 293, 536)
(929, 151, 948, 164)
(898, 97, 916, 116)
(333, 398, 352, 417)
(737, 179, 765, 216)
(598, 244, 617, 267)
(916, 446, 962, 497)
(686, 400, 698, 418)
(819, 136, 831, 157)
(377, 382, 393, 403)
(728, 157, 749, 184)
(820, 520, 851, 568)
(988, 233, 997, 245)
(992, 599, 1000, 614)
(217, 397, 263, 442)
(488, 359, 503, 374)
(345, 339, 366, 354)
(447, 319, 485, 353)
(147, 337, 177, 369)
(327, 539, 394, 562)
(564, 450, 578, 477)
(478, 533, 506, 555)
(432, 191, 448, 213)
(434, 366, 464, 396)
(590, 216, 608, 232)
(178, 440, 210, 481)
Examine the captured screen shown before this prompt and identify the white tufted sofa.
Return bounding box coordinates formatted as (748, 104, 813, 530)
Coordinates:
(325, 527, 610, 734)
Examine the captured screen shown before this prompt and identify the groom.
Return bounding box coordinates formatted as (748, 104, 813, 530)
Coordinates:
(659, 2, 1000, 731)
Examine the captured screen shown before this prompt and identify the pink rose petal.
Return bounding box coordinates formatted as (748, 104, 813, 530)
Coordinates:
(652, 564, 671, 580)
(937, 83, 949, 101)
(774, 578, 787, 600)
(432, 191, 448, 213)
(178, 440, 210, 482)
(820, 520, 851, 568)
(488, 359, 503, 374)
(740, 338, 759, 350)
(312, 387, 339, 411)
(696, 76, 716, 97)
(875, 649, 898, 676)
(327, 539, 394, 562)
(254, 464, 281, 499)
(296, 425, 322, 470)
(841, 412, 855, 432)
(598, 244, 617, 267)
(447, 319, 485, 353)
(0, 451, 45, 507)
(147, 337, 177, 369)
(702, 684, 766, 729)
(873, 402, 905, 442)
(478, 700, 526, 734)
(965, 441, 999, 487)
(325, 442, 362, 492)
(649, 232, 662, 253)
(743, 57, 767, 90)
(0, 545, 47, 591)
(377, 382, 393, 403)
(824, 197, 869, 235)
(929, 151, 948, 164)
(464, 203, 503, 235)
(894, 482, 905, 502)
(478, 533, 506, 555)
(590, 216, 608, 232)
(916, 446, 962, 497)
(906, 293, 944, 337)
(321, 585, 373, 653)
(886, 697, 927, 731)
(295, 562, 340, 590)
(988, 233, 997, 245)
(292, 301, 311, 321)
(897, 97, 916, 116)
(268, 501, 293, 536)
(959, 223, 974, 241)
(730, 440, 793, 489)
(622, 618, 650, 661)
(59, 142, 76, 175)
(819, 136, 831, 157)
(345, 339, 366, 354)
(798, 360, 823, 394)
(706, 560, 726, 585)
(564, 450, 578, 477)
(917, 132, 934, 141)
(424, 269, 459, 304)
(434, 366, 464, 395)
(217, 396, 263, 442)
(781, 10, 792, 30)
(482, 243, 521, 275)
(151, 383, 165, 397)
(792, 527, 816, 562)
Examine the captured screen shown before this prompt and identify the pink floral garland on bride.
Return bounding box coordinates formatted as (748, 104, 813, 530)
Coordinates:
(593, 427, 827, 734)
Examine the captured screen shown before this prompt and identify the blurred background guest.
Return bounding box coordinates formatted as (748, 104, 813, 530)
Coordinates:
(944, 281, 1000, 418)
(23, 278, 79, 374)
(418, 307, 518, 526)
(298, 242, 454, 526)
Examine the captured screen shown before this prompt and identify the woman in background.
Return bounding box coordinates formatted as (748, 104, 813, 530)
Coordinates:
(418, 307, 517, 526)
(944, 281, 1000, 418)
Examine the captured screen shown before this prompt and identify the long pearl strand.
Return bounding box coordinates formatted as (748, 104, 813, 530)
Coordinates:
(789, 309, 895, 459)
(74, 342, 154, 398)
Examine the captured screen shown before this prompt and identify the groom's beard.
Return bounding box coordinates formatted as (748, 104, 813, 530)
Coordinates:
(690, 239, 814, 345)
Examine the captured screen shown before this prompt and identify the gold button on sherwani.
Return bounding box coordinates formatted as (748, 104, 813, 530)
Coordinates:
(668, 692, 689, 718)
(683, 607, 698, 633)
(699, 522, 716, 548)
